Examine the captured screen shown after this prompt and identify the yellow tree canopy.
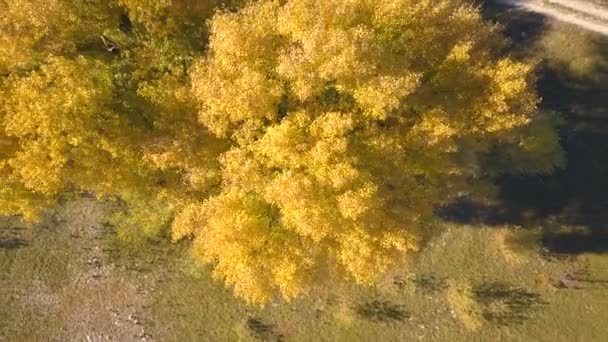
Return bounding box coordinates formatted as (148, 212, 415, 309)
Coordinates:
(184, 0, 563, 304)
(0, 0, 562, 305)
(0, 0, 226, 222)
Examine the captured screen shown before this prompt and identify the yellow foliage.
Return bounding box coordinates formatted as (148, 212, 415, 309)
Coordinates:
(1, 56, 140, 217)
(0, 0, 563, 305)
(0, 0, 115, 72)
(176, 191, 317, 304)
(184, 0, 562, 304)
(118, 0, 221, 36)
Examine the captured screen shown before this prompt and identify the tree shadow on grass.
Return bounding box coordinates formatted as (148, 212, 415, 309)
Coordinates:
(246, 317, 285, 341)
(549, 266, 608, 289)
(413, 274, 449, 293)
(355, 300, 410, 323)
(0, 237, 28, 250)
(439, 3, 608, 256)
(543, 231, 608, 255)
(393, 273, 448, 294)
(481, 0, 549, 46)
(474, 282, 547, 325)
(438, 123, 608, 256)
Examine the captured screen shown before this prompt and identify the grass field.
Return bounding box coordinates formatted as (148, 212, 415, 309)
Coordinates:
(2, 4, 608, 342)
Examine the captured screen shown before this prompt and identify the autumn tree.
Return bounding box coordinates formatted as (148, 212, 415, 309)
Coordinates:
(182, 0, 563, 304)
(1, 0, 563, 305)
(0, 0, 227, 227)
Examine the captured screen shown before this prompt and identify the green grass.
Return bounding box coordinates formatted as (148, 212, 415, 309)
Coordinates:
(0, 216, 75, 341)
(123, 223, 605, 341)
(1, 200, 607, 341)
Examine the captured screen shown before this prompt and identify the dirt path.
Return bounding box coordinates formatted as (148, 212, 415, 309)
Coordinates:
(498, 0, 608, 35)
(0, 199, 158, 341)
(545, 0, 608, 20)
(57, 199, 156, 341)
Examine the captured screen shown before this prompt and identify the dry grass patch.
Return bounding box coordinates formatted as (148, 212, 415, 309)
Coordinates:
(446, 280, 484, 331)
